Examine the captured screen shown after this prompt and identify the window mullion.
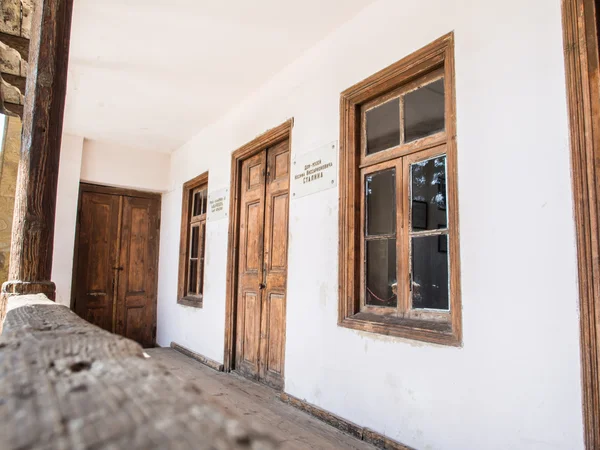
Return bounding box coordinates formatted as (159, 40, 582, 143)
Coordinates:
(197, 221, 206, 295)
(359, 167, 365, 309)
(399, 95, 405, 146)
(364, 234, 396, 241)
(398, 156, 410, 316)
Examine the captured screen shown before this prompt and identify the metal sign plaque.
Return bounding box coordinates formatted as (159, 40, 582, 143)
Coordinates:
(208, 188, 228, 221)
(291, 141, 338, 199)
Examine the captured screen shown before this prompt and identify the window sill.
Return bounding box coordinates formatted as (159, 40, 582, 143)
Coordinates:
(177, 296, 203, 308)
(339, 312, 461, 347)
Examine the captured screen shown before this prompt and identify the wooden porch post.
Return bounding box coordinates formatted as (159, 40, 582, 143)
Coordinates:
(1, 0, 74, 305)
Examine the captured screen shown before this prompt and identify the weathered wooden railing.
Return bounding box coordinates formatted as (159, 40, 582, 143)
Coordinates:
(0, 294, 276, 450)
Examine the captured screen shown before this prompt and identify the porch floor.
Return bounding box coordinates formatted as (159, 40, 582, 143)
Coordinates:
(146, 348, 376, 449)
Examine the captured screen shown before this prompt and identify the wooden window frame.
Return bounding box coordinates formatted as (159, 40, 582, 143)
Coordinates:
(177, 172, 208, 307)
(338, 33, 462, 346)
(561, 0, 600, 446)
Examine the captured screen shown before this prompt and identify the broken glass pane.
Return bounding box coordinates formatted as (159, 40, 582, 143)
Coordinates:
(366, 239, 397, 307)
(366, 168, 396, 236)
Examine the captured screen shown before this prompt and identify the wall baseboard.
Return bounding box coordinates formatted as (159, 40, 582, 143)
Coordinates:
(170, 342, 224, 372)
(280, 393, 413, 450)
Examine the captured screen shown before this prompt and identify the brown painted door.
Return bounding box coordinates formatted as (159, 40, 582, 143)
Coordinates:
(236, 140, 290, 390)
(74, 186, 160, 348)
(114, 196, 160, 347)
(73, 191, 120, 333)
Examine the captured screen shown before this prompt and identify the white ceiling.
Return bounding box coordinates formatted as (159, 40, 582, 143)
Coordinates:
(63, 0, 375, 153)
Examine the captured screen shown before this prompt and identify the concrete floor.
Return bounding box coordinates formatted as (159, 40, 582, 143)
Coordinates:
(146, 348, 375, 450)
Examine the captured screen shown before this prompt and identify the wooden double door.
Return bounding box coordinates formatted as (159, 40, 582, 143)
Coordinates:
(235, 140, 290, 390)
(72, 184, 160, 348)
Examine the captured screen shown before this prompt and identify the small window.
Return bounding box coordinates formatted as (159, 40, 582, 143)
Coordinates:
(339, 34, 461, 345)
(178, 173, 208, 307)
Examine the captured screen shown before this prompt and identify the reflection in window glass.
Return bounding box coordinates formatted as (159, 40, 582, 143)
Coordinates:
(188, 259, 198, 294)
(193, 189, 207, 216)
(366, 169, 396, 236)
(404, 78, 445, 142)
(366, 239, 397, 307)
(198, 222, 205, 294)
(202, 191, 207, 215)
(193, 191, 201, 216)
(190, 226, 199, 259)
(412, 235, 449, 310)
(411, 156, 447, 231)
(366, 98, 401, 155)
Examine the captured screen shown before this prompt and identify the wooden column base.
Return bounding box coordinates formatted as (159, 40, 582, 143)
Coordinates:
(1, 281, 56, 300)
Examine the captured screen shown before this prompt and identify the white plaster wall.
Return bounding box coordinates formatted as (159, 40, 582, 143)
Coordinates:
(80, 139, 170, 192)
(52, 137, 170, 306)
(52, 134, 84, 305)
(157, 0, 585, 448)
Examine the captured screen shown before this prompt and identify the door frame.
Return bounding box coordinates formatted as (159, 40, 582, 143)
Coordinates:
(561, 0, 600, 447)
(223, 119, 293, 373)
(70, 182, 162, 343)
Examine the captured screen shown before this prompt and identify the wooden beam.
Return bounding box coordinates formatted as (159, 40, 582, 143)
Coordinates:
(1, 0, 74, 305)
(0, 31, 29, 61)
(1, 73, 26, 92)
(1, 295, 276, 449)
(4, 102, 23, 118)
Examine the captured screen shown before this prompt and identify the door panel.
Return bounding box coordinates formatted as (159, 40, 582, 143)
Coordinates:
(236, 150, 267, 380)
(116, 195, 160, 348)
(244, 202, 262, 272)
(266, 292, 285, 374)
(259, 141, 290, 389)
(74, 192, 120, 333)
(268, 193, 289, 270)
(234, 140, 290, 390)
(242, 291, 260, 364)
(73, 186, 160, 348)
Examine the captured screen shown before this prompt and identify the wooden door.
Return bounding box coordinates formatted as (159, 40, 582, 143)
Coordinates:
(73, 185, 160, 348)
(235, 140, 290, 390)
(115, 196, 160, 347)
(73, 191, 121, 333)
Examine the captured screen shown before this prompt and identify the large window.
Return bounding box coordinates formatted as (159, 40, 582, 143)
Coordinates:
(178, 173, 208, 307)
(339, 34, 461, 345)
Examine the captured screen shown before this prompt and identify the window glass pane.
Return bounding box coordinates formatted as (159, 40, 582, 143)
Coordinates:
(412, 235, 449, 310)
(411, 156, 447, 231)
(366, 169, 396, 236)
(201, 189, 207, 215)
(366, 98, 400, 155)
(198, 222, 206, 294)
(193, 191, 202, 216)
(366, 239, 397, 307)
(404, 78, 445, 142)
(188, 259, 198, 294)
(190, 226, 199, 258)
